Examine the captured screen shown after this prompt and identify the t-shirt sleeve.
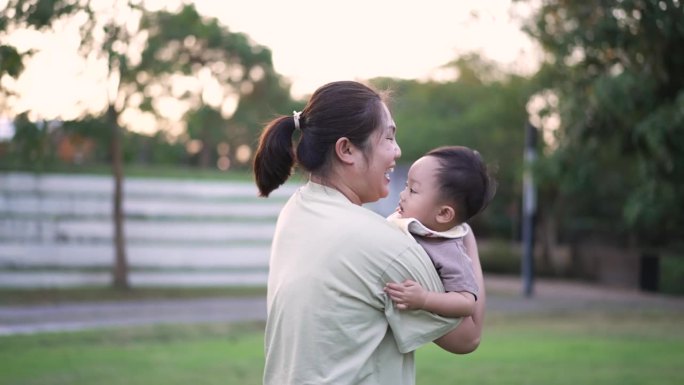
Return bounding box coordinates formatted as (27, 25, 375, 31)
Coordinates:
(380, 244, 462, 353)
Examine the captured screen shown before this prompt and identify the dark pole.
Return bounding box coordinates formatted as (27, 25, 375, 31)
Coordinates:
(522, 121, 538, 297)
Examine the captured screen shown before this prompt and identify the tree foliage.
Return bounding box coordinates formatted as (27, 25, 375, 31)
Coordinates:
(137, 4, 294, 168)
(520, 0, 684, 245)
(0, 0, 92, 78)
(9, 112, 50, 166)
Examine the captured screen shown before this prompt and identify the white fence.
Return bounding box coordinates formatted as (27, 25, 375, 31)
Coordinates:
(0, 172, 298, 288)
(0, 170, 405, 288)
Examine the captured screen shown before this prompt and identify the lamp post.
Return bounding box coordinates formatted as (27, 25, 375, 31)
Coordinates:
(522, 121, 538, 298)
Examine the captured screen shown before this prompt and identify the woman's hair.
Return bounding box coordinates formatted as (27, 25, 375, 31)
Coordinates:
(253, 81, 388, 197)
(426, 146, 497, 223)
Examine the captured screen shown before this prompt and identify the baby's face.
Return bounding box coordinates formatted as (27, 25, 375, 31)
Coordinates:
(396, 155, 444, 230)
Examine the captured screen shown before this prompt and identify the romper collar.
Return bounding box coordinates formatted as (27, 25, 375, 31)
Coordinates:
(387, 212, 469, 239)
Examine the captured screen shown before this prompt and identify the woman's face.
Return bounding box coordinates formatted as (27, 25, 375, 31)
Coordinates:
(357, 103, 401, 203)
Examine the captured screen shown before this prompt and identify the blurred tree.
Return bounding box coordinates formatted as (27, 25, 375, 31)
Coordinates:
(3, 0, 153, 289)
(141, 131, 186, 165)
(87, 2, 294, 287)
(519, 0, 684, 247)
(185, 105, 226, 168)
(10, 113, 50, 168)
(0, 0, 92, 82)
(3, 1, 297, 288)
(0, 0, 93, 169)
(137, 4, 294, 170)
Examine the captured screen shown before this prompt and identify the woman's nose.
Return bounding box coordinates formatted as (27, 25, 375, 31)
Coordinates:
(394, 142, 402, 158)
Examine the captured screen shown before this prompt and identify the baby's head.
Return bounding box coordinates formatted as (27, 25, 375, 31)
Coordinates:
(397, 146, 496, 232)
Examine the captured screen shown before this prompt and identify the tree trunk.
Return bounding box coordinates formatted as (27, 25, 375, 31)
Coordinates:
(108, 104, 129, 289)
(199, 134, 211, 169)
(199, 144, 211, 168)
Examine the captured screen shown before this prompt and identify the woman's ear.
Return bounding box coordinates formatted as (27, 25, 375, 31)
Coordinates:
(436, 205, 456, 224)
(335, 137, 356, 165)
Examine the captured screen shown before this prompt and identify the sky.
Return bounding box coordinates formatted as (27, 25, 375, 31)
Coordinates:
(1, 0, 541, 136)
(194, 0, 541, 97)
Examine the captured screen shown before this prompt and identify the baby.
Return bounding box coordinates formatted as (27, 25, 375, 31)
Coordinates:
(385, 145, 496, 318)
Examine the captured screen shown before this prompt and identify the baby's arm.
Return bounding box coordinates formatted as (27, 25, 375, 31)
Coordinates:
(384, 280, 476, 318)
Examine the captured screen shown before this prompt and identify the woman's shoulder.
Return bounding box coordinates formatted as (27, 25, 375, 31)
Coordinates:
(294, 182, 416, 243)
(349, 206, 411, 238)
(354, 209, 423, 251)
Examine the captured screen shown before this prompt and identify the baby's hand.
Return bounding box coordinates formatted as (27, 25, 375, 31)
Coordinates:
(384, 280, 428, 310)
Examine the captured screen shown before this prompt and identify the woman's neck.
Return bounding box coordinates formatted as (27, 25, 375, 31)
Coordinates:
(309, 173, 362, 205)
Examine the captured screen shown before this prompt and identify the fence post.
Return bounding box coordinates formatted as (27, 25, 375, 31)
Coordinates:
(639, 252, 660, 292)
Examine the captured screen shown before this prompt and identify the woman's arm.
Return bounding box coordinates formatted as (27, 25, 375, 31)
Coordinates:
(433, 228, 485, 354)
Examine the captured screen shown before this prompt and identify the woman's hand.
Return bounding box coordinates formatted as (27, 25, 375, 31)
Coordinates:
(384, 280, 428, 310)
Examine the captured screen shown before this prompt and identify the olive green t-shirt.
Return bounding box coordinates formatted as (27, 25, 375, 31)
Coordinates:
(263, 182, 460, 385)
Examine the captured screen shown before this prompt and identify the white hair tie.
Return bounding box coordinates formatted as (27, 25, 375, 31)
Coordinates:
(293, 110, 302, 130)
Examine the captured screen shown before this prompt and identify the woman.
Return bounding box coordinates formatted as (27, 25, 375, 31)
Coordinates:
(253, 81, 485, 385)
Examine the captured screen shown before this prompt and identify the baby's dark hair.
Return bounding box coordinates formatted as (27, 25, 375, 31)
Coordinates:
(426, 146, 497, 223)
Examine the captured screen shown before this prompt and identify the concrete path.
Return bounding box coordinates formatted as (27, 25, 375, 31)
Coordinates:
(0, 297, 267, 336)
(1, 276, 682, 336)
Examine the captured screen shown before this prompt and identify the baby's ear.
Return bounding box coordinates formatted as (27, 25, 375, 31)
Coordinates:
(436, 205, 456, 224)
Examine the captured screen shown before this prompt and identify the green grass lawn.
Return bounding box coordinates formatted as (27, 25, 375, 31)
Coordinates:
(417, 313, 683, 385)
(1, 312, 681, 385)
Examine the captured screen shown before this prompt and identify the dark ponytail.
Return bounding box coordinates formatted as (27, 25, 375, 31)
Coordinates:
(253, 81, 387, 197)
(253, 116, 297, 197)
